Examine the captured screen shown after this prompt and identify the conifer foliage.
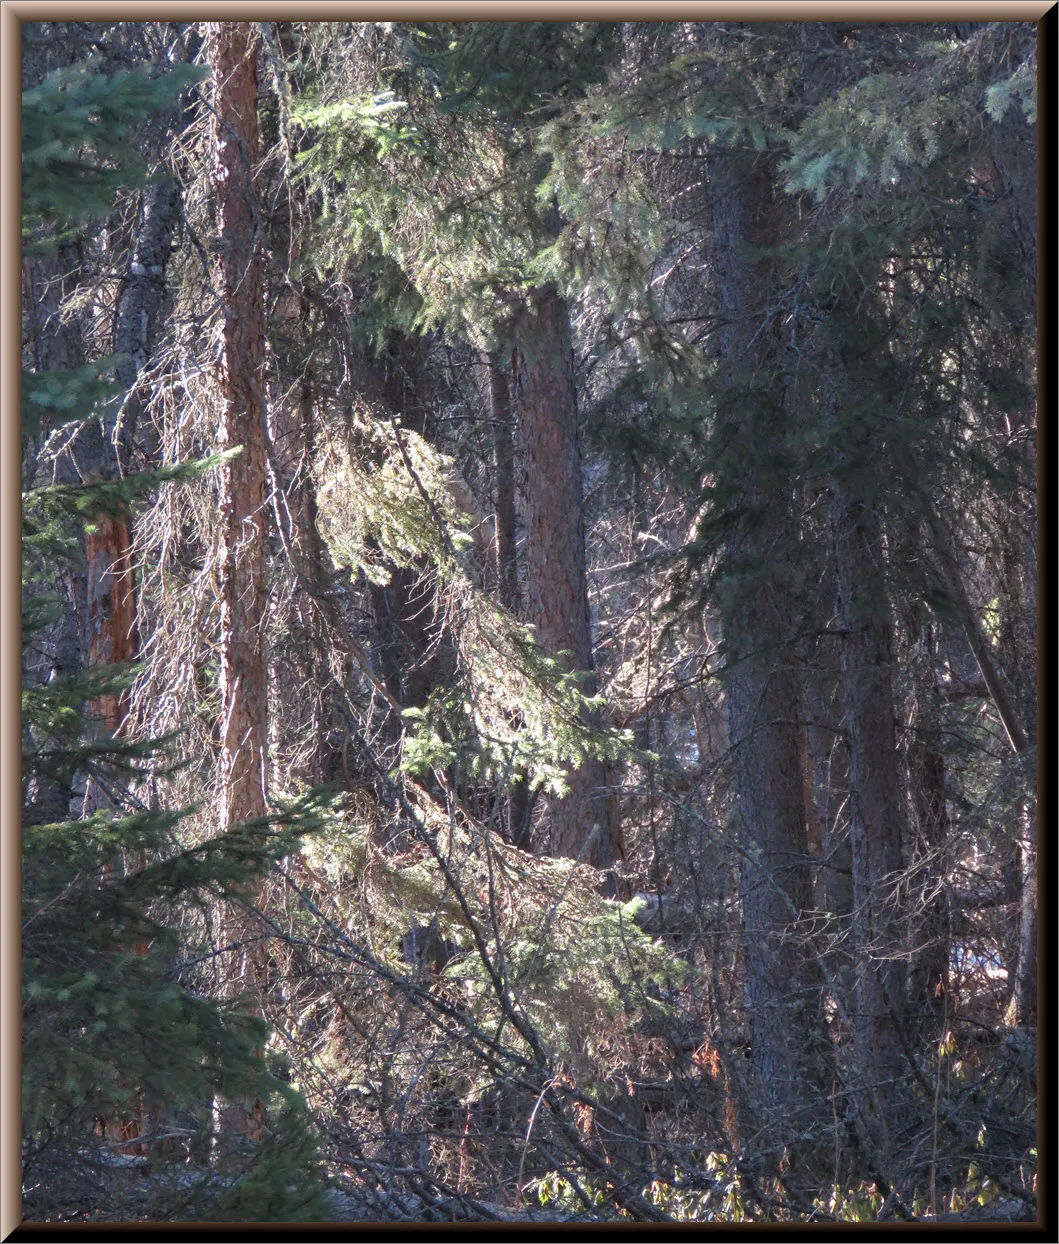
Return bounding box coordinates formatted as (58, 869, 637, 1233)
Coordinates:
(19, 18, 1039, 1225)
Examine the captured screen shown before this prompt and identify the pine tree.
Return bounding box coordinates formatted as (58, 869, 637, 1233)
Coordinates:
(21, 53, 330, 1222)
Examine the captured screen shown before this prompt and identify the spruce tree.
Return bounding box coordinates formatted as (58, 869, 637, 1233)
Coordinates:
(21, 55, 331, 1223)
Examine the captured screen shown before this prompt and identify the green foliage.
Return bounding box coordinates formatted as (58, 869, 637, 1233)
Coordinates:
(315, 414, 633, 797)
(22, 58, 204, 245)
(299, 807, 689, 1091)
(291, 89, 422, 161)
(781, 70, 958, 200)
(21, 58, 202, 438)
(426, 22, 619, 119)
(983, 59, 1036, 124)
(22, 360, 121, 440)
(178, 1095, 333, 1222)
(21, 676, 334, 1209)
(288, 22, 627, 345)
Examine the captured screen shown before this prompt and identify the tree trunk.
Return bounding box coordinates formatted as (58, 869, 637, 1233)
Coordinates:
(211, 20, 269, 837)
(1008, 801, 1036, 1028)
(903, 612, 950, 1026)
(366, 330, 454, 723)
(824, 356, 908, 1164)
(802, 626, 854, 1020)
(709, 147, 825, 1145)
(80, 179, 182, 786)
(512, 286, 618, 872)
(208, 19, 269, 1142)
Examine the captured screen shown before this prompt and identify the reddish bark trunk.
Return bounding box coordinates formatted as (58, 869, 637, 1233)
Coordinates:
(208, 20, 269, 1142)
(84, 513, 138, 735)
(211, 20, 269, 836)
(512, 287, 619, 872)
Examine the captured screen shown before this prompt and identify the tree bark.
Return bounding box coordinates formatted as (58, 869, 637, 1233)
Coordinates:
(211, 20, 269, 837)
(366, 330, 454, 723)
(802, 626, 854, 1020)
(512, 286, 618, 872)
(824, 356, 908, 1163)
(79, 181, 183, 774)
(709, 146, 825, 1143)
(208, 19, 269, 1142)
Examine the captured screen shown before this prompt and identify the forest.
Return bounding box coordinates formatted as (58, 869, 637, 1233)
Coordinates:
(19, 18, 1040, 1225)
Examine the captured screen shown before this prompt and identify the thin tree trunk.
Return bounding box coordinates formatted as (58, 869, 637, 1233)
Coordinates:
(824, 357, 908, 1164)
(903, 612, 950, 1024)
(1010, 801, 1036, 1028)
(994, 466, 1037, 1030)
(512, 286, 619, 873)
(926, 512, 1029, 756)
(802, 630, 854, 1019)
(80, 179, 182, 780)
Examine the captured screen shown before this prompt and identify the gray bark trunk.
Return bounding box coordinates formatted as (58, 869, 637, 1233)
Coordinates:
(903, 612, 950, 1027)
(802, 628, 854, 1016)
(824, 357, 908, 1163)
(1009, 801, 1036, 1029)
(709, 146, 825, 1141)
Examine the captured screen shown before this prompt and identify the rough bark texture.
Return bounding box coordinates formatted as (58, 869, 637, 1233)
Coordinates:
(207, 21, 270, 1142)
(80, 184, 182, 762)
(709, 147, 824, 1139)
(512, 287, 617, 871)
(825, 358, 908, 1163)
(111, 179, 182, 467)
(211, 21, 269, 837)
(1009, 801, 1036, 1029)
